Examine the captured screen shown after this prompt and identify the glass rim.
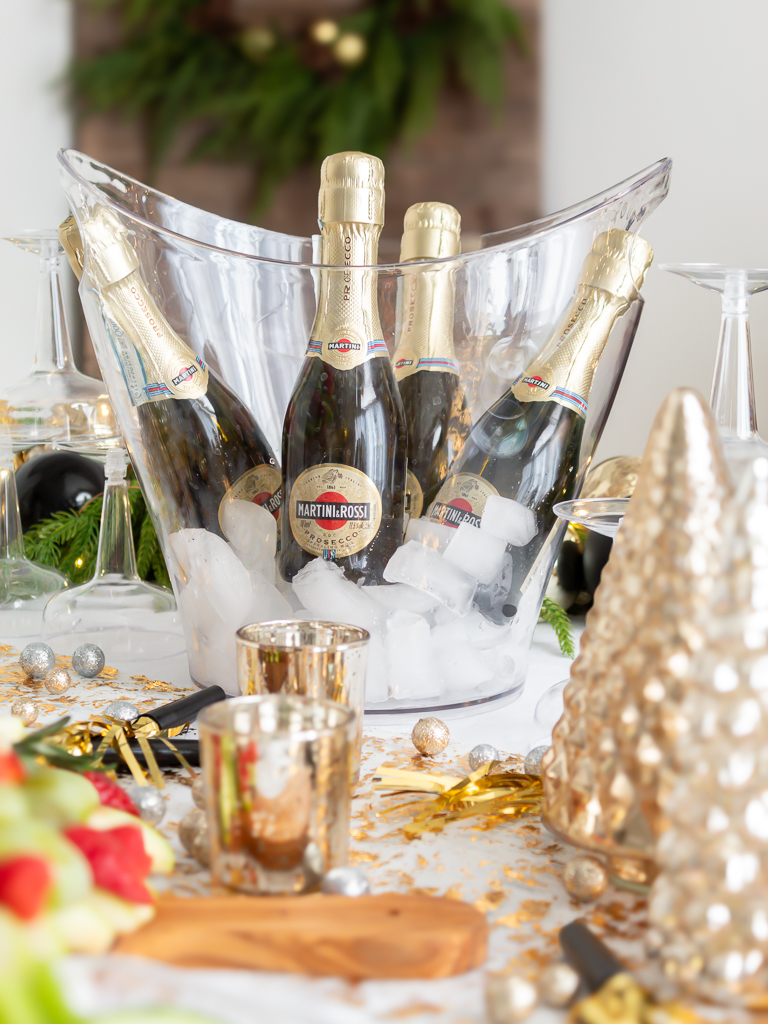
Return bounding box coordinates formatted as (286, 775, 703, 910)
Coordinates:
(59, 148, 672, 273)
(198, 692, 355, 740)
(236, 619, 370, 652)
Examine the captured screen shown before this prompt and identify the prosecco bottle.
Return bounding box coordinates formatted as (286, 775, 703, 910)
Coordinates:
(426, 229, 654, 610)
(392, 202, 471, 517)
(77, 207, 282, 537)
(279, 152, 407, 584)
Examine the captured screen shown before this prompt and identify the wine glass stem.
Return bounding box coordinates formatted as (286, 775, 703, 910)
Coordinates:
(93, 450, 140, 580)
(0, 455, 26, 560)
(33, 240, 75, 373)
(709, 282, 758, 441)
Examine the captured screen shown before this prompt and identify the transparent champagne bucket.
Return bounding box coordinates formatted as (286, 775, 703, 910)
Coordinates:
(59, 150, 670, 716)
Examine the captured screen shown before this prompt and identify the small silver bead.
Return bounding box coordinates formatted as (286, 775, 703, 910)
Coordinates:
(20, 643, 55, 680)
(179, 808, 208, 858)
(563, 854, 609, 902)
(538, 962, 580, 1008)
(469, 743, 499, 771)
(129, 784, 166, 827)
(485, 972, 538, 1023)
(10, 697, 39, 725)
(321, 866, 371, 897)
(103, 700, 139, 722)
(72, 644, 105, 678)
(191, 774, 206, 809)
(43, 667, 71, 695)
(523, 745, 549, 777)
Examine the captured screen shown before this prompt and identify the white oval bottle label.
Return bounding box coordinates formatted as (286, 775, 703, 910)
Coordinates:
(289, 464, 382, 558)
(426, 472, 499, 529)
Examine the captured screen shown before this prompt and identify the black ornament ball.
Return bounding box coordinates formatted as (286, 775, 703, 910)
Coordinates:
(556, 539, 585, 594)
(17, 452, 105, 532)
(582, 531, 613, 597)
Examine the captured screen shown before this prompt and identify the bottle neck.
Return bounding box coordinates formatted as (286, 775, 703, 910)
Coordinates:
(510, 282, 634, 419)
(393, 264, 459, 379)
(310, 222, 384, 369)
(0, 452, 25, 560)
(710, 283, 758, 440)
(93, 449, 140, 580)
(33, 243, 74, 373)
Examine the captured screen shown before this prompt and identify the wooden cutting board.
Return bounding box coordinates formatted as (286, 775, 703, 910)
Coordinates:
(114, 892, 488, 980)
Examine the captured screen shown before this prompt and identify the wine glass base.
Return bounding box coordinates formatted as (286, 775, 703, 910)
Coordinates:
(0, 557, 68, 640)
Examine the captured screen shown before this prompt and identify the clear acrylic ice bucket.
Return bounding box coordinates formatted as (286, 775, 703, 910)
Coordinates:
(59, 150, 670, 716)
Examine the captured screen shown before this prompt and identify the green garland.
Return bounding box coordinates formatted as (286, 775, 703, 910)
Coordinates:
(23, 486, 170, 589)
(69, 0, 525, 210)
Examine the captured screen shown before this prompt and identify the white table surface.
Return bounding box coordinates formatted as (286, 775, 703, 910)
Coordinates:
(1, 623, 682, 1024)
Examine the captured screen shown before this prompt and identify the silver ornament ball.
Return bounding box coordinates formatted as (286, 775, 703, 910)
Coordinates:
(411, 716, 450, 757)
(10, 697, 39, 725)
(103, 700, 139, 722)
(129, 783, 166, 827)
(538, 962, 580, 1008)
(179, 808, 208, 858)
(468, 743, 499, 771)
(523, 745, 549, 777)
(43, 667, 71, 695)
(563, 854, 609, 903)
(191, 774, 206, 809)
(321, 866, 371, 897)
(485, 972, 538, 1024)
(72, 643, 105, 678)
(20, 642, 55, 680)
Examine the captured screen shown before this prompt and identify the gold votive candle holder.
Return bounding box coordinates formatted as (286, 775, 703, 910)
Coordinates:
(236, 620, 369, 784)
(199, 694, 354, 895)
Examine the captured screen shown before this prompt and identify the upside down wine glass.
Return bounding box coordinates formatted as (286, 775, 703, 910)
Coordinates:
(662, 264, 768, 469)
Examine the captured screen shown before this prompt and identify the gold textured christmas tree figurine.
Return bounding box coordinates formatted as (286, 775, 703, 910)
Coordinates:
(542, 388, 732, 886)
(648, 456, 768, 1007)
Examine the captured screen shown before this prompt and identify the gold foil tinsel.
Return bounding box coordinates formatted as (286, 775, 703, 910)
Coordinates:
(375, 762, 543, 837)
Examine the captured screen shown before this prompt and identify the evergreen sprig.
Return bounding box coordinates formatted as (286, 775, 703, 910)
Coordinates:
(23, 485, 170, 588)
(539, 596, 576, 658)
(69, 0, 525, 211)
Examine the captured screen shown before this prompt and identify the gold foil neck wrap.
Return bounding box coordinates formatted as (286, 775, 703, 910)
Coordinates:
(319, 152, 385, 227)
(400, 202, 461, 262)
(509, 230, 653, 418)
(580, 229, 653, 302)
(58, 216, 85, 281)
(79, 206, 140, 288)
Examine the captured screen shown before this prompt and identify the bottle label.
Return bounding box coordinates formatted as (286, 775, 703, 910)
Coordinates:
(510, 372, 589, 418)
(218, 464, 283, 532)
(306, 328, 388, 370)
(426, 473, 499, 530)
(406, 469, 424, 519)
(393, 350, 461, 381)
(289, 464, 382, 558)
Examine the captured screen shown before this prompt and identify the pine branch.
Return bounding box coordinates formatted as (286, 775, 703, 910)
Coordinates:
(539, 596, 576, 658)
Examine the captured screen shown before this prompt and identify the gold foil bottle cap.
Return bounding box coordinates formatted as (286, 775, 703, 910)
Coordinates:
(58, 215, 85, 281)
(581, 229, 654, 301)
(318, 151, 385, 227)
(400, 202, 461, 262)
(79, 206, 140, 289)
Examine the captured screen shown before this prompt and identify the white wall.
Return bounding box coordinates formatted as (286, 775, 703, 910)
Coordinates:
(543, 0, 768, 459)
(0, 0, 72, 385)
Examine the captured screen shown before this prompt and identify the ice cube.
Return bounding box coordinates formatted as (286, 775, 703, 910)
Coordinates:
(220, 496, 277, 582)
(443, 522, 507, 584)
(481, 495, 536, 546)
(462, 610, 511, 649)
(474, 550, 514, 624)
(292, 558, 383, 634)
(362, 583, 439, 615)
(383, 541, 477, 616)
(431, 628, 497, 693)
(364, 632, 390, 704)
(384, 611, 440, 700)
(404, 518, 454, 554)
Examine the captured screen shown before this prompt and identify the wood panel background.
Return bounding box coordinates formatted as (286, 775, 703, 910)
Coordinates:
(73, 0, 540, 374)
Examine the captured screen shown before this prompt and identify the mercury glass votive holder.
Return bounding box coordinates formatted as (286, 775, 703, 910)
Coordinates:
(199, 694, 354, 895)
(236, 620, 369, 785)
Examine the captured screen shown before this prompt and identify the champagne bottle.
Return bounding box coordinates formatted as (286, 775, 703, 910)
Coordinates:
(426, 229, 653, 611)
(279, 152, 407, 584)
(392, 202, 471, 517)
(78, 207, 282, 536)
